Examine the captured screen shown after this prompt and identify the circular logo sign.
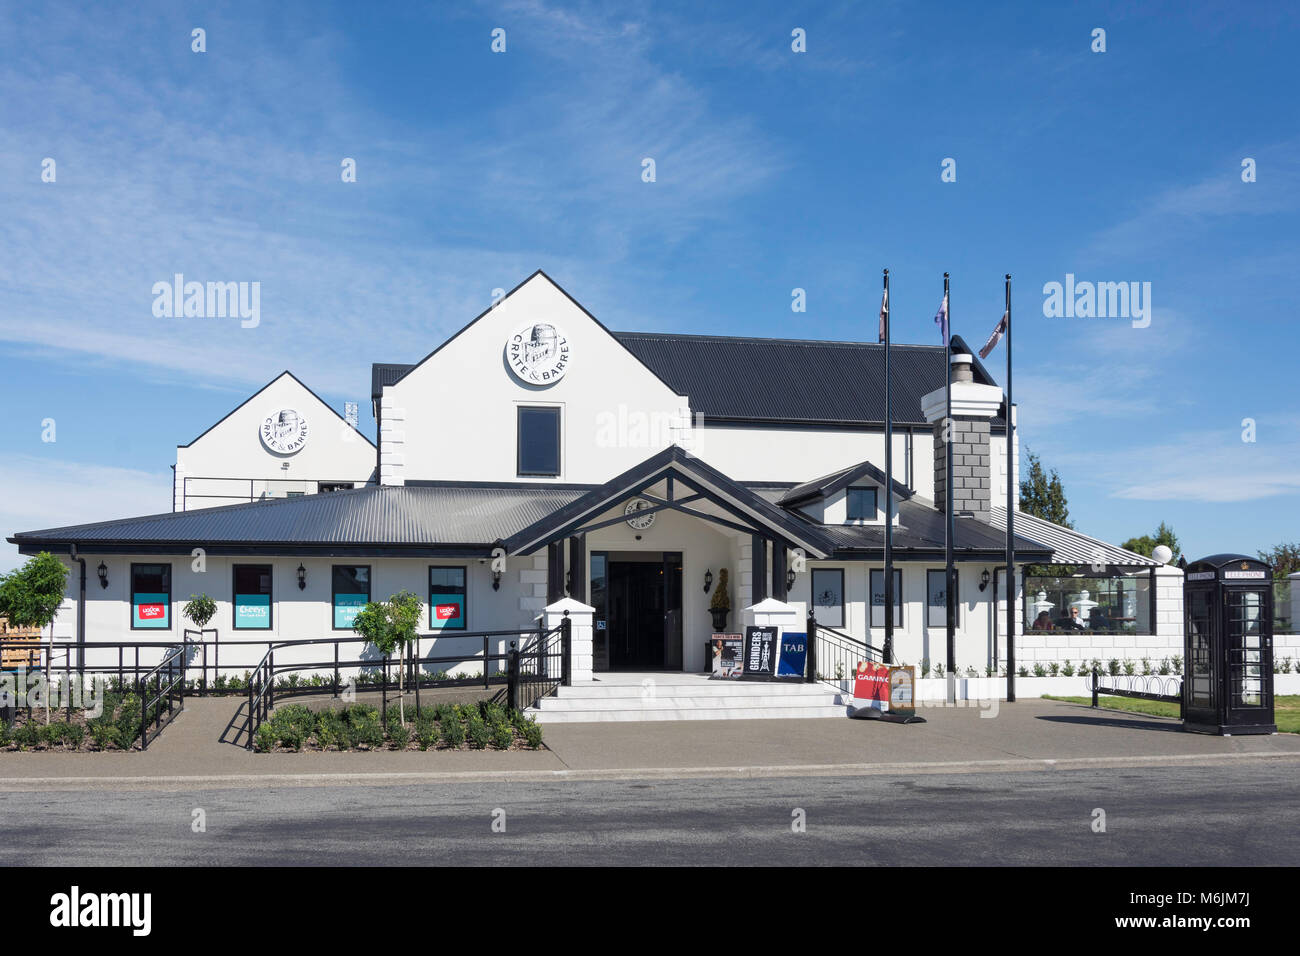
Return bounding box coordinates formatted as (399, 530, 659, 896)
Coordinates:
(260, 408, 309, 455)
(506, 322, 570, 385)
(624, 498, 656, 531)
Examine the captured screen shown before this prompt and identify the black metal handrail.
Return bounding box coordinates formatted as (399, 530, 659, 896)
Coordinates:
(1, 630, 539, 698)
(242, 621, 570, 749)
(806, 613, 884, 691)
(139, 644, 186, 750)
(510, 615, 570, 711)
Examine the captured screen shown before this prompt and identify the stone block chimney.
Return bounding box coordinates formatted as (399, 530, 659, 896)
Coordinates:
(921, 353, 1006, 516)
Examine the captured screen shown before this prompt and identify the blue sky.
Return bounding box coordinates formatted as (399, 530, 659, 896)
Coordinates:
(1, 0, 1297, 570)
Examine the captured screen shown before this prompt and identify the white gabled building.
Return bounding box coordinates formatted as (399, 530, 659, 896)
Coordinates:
(12, 271, 1191, 711)
(174, 371, 376, 511)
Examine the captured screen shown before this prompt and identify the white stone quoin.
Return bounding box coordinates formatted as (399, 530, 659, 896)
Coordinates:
(544, 597, 595, 684)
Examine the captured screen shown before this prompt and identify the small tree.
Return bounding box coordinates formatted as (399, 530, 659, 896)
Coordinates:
(182, 594, 217, 631)
(0, 552, 69, 725)
(1123, 522, 1181, 563)
(352, 590, 422, 724)
(1257, 542, 1300, 579)
(710, 568, 730, 613)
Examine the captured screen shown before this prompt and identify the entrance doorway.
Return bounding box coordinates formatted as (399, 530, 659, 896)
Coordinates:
(592, 551, 682, 671)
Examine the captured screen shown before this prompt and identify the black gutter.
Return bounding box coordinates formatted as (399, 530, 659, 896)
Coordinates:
(68, 544, 86, 671)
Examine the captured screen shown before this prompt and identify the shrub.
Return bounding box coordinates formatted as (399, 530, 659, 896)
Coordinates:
(315, 709, 345, 749)
(350, 711, 384, 749)
(1061, 660, 1076, 677)
(1171, 655, 1183, 676)
(1032, 662, 1047, 677)
(389, 720, 410, 749)
(518, 716, 543, 750)
(415, 715, 439, 750)
(254, 724, 278, 753)
(491, 722, 514, 750)
(13, 722, 42, 749)
(1158, 658, 1171, 676)
(1140, 657, 1152, 676)
(441, 715, 466, 748)
(1017, 666, 1029, 677)
(919, 657, 931, 678)
(89, 721, 119, 750)
(1048, 662, 1060, 677)
(1107, 659, 1121, 677)
(466, 715, 490, 750)
(116, 694, 142, 747)
(1122, 659, 1136, 676)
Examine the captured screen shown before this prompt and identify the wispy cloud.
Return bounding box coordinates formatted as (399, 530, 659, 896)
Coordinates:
(0, 2, 782, 393)
(0, 455, 171, 572)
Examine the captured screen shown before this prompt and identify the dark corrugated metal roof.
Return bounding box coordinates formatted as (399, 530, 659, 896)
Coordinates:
(822, 500, 1052, 557)
(779, 459, 913, 506)
(10, 485, 588, 554)
(614, 332, 1005, 426)
(371, 363, 414, 400)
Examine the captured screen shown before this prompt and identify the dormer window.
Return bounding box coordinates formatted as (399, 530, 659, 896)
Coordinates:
(846, 486, 878, 522)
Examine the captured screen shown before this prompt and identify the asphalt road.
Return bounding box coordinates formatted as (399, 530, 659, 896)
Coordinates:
(5, 762, 1298, 866)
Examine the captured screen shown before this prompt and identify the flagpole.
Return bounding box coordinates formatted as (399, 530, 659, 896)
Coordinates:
(944, 272, 955, 701)
(882, 268, 894, 665)
(1005, 273, 1016, 703)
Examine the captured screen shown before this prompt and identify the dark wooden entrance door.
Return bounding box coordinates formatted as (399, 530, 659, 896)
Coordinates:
(607, 554, 682, 670)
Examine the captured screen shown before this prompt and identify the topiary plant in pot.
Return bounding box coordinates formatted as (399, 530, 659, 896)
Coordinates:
(709, 568, 731, 631)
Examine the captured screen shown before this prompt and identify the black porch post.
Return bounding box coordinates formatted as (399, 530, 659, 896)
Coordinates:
(568, 534, 587, 603)
(546, 542, 565, 605)
(751, 535, 768, 604)
(771, 542, 787, 602)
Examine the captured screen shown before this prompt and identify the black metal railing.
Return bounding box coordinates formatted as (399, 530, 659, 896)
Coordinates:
(510, 614, 570, 711)
(1090, 666, 1183, 715)
(806, 613, 884, 691)
(243, 617, 571, 749)
(139, 644, 186, 750)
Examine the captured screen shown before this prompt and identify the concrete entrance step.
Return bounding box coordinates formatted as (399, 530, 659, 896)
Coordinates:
(525, 672, 852, 723)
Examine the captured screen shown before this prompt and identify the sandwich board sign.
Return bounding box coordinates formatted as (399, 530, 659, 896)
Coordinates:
(710, 634, 743, 679)
(853, 661, 890, 711)
(743, 625, 778, 680)
(775, 631, 807, 678)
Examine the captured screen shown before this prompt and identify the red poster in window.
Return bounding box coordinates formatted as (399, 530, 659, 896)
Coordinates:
(435, 603, 461, 620)
(853, 660, 890, 707)
(136, 603, 166, 621)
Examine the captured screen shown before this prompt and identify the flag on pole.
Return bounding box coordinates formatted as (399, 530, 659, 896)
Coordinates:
(878, 287, 889, 343)
(978, 310, 1009, 359)
(934, 292, 949, 346)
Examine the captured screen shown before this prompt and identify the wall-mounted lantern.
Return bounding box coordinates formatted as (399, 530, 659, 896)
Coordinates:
(97, 562, 108, 589)
(786, 567, 796, 592)
(979, 568, 991, 591)
(703, 569, 713, 593)
(297, 564, 307, 590)
(492, 568, 502, 591)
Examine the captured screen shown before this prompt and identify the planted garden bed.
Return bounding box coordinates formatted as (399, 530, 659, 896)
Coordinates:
(0, 689, 161, 752)
(254, 700, 544, 753)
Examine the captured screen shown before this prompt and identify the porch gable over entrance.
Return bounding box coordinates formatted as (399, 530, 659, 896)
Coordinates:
(499, 446, 835, 560)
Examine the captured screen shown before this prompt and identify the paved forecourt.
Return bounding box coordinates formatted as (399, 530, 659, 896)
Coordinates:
(2, 696, 1299, 791)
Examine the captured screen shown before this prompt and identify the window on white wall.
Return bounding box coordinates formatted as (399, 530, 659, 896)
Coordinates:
(870, 569, 903, 628)
(811, 568, 844, 628)
(518, 406, 561, 477)
(846, 487, 877, 521)
(927, 569, 958, 628)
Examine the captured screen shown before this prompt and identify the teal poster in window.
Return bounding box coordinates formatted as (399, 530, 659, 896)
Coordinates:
(234, 593, 271, 629)
(429, 592, 465, 630)
(334, 593, 367, 629)
(133, 592, 169, 629)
